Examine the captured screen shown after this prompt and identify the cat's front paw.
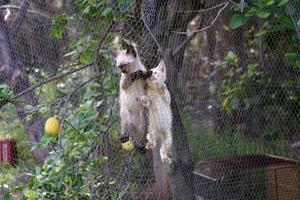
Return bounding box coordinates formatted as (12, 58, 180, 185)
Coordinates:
(130, 70, 143, 79)
(145, 141, 156, 149)
(160, 148, 172, 164)
(136, 95, 150, 107)
(143, 70, 153, 79)
(161, 154, 172, 164)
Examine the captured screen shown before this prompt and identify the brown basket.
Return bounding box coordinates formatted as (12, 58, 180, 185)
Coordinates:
(194, 154, 300, 200)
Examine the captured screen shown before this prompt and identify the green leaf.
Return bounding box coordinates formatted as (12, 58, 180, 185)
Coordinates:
(24, 189, 39, 200)
(80, 49, 94, 64)
(225, 51, 239, 65)
(230, 14, 248, 29)
(296, 60, 300, 69)
(209, 83, 216, 94)
(102, 7, 112, 17)
(277, 0, 289, 7)
(2, 193, 12, 200)
(257, 11, 270, 18)
(230, 96, 239, 110)
(284, 52, 297, 59)
(265, 0, 275, 6)
(277, 16, 294, 29)
(221, 97, 229, 110)
(50, 25, 63, 39)
(51, 14, 67, 39)
(0, 84, 13, 101)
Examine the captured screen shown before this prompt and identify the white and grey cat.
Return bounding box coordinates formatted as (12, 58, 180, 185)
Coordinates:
(136, 61, 173, 163)
(115, 45, 151, 146)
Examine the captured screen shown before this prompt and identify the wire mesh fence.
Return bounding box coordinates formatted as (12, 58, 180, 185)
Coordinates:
(0, 0, 300, 200)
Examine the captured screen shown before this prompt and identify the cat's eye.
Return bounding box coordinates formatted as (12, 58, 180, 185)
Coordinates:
(118, 64, 127, 69)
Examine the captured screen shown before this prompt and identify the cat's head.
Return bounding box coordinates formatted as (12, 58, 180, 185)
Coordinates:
(148, 60, 166, 84)
(115, 45, 141, 74)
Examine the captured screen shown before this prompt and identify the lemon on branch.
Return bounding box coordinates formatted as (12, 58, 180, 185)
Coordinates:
(122, 138, 134, 151)
(44, 117, 60, 136)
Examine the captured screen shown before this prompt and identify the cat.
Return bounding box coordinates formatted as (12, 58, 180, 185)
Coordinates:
(136, 60, 172, 163)
(115, 45, 152, 149)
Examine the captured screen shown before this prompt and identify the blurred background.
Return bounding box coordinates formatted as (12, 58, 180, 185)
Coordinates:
(0, 0, 300, 199)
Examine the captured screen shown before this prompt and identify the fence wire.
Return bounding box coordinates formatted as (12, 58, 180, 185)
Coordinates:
(0, 0, 300, 200)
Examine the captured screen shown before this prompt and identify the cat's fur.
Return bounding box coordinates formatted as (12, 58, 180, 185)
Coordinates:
(116, 45, 151, 146)
(136, 61, 172, 163)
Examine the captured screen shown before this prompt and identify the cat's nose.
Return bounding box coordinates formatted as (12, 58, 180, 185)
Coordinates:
(119, 65, 127, 73)
(118, 64, 125, 70)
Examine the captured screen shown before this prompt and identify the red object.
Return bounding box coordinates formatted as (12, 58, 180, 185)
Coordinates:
(0, 139, 18, 166)
(0, 140, 3, 162)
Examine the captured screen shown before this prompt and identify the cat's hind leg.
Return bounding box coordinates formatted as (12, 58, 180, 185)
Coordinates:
(145, 125, 156, 149)
(130, 109, 146, 145)
(160, 129, 172, 164)
(120, 108, 132, 143)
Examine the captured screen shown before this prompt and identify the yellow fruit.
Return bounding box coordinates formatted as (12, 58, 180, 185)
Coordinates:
(44, 117, 60, 136)
(122, 139, 134, 151)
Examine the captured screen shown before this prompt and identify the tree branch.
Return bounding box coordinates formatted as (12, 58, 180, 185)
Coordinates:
(141, 11, 165, 54)
(58, 73, 102, 145)
(12, 63, 93, 99)
(176, 1, 228, 13)
(93, 21, 115, 70)
(172, 17, 204, 56)
(10, 0, 30, 36)
(175, 1, 230, 34)
(0, 4, 51, 19)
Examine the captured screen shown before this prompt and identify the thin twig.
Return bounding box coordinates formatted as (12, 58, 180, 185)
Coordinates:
(175, 1, 230, 34)
(172, 17, 205, 56)
(141, 12, 164, 53)
(177, 1, 228, 13)
(117, 183, 131, 200)
(93, 22, 115, 69)
(58, 73, 102, 136)
(12, 63, 93, 99)
(46, 63, 84, 79)
(64, 119, 88, 142)
(229, 0, 242, 9)
(10, 0, 30, 36)
(0, 4, 51, 19)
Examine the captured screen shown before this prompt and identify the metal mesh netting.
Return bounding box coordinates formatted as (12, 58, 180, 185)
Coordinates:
(0, 0, 300, 200)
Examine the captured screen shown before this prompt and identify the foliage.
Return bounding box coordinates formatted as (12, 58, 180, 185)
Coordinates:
(220, 0, 300, 144)
(19, 0, 146, 198)
(1, 0, 136, 199)
(1, 0, 300, 199)
(0, 84, 13, 103)
(230, 0, 291, 29)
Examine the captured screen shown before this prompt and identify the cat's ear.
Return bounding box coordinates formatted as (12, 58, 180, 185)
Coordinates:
(157, 60, 166, 74)
(126, 45, 137, 57)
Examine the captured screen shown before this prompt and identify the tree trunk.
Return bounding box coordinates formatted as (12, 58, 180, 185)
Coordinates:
(0, 2, 49, 163)
(132, 0, 205, 199)
(152, 140, 172, 199)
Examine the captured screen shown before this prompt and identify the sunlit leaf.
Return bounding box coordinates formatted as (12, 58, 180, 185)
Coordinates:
(80, 49, 94, 64)
(277, 0, 289, 7)
(257, 11, 270, 18)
